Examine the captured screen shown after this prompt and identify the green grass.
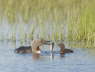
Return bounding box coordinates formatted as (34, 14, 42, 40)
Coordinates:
(0, 0, 95, 48)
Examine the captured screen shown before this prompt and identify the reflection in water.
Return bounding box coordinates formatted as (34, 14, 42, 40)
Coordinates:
(31, 51, 72, 61)
(49, 52, 54, 61)
(60, 53, 65, 58)
(0, 41, 95, 72)
(32, 52, 55, 61)
(32, 53, 41, 60)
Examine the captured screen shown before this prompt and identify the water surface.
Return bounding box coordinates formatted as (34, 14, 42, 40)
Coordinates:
(0, 41, 95, 72)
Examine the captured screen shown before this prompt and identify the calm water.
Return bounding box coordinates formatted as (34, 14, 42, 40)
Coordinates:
(0, 41, 95, 72)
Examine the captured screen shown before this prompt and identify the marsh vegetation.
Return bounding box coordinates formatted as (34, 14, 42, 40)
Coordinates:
(0, 0, 95, 48)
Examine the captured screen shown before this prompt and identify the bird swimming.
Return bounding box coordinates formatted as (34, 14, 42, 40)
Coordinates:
(58, 43, 73, 54)
(15, 39, 54, 54)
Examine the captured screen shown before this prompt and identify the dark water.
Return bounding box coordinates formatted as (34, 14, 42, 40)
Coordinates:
(0, 41, 95, 72)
